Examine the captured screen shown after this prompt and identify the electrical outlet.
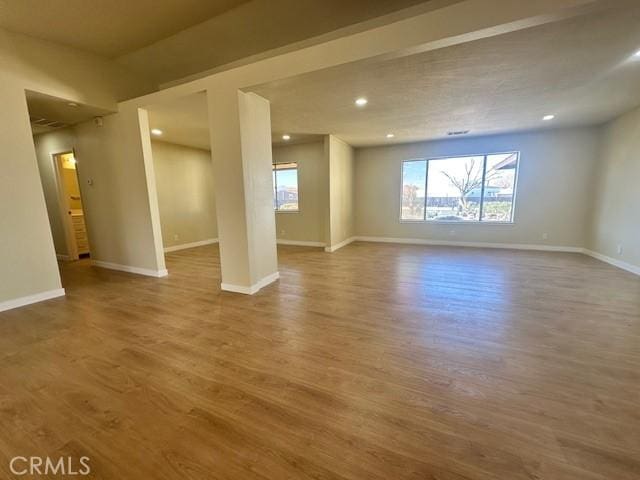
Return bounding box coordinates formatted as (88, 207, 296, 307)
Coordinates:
(173, 234, 179, 241)
(542, 233, 549, 240)
(449, 230, 456, 236)
(280, 229, 286, 236)
(617, 244, 623, 255)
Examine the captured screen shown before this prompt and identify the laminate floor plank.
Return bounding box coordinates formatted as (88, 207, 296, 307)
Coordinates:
(0, 243, 638, 479)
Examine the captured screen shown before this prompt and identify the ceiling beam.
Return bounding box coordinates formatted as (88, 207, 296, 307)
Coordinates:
(124, 0, 605, 109)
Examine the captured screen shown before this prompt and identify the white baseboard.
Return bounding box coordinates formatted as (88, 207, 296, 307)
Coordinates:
(92, 260, 168, 278)
(56, 254, 71, 261)
(0, 288, 66, 313)
(277, 239, 326, 247)
(583, 249, 640, 276)
(353, 236, 585, 253)
(221, 271, 280, 295)
(325, 236, 357, 253)
(164, 238, 218, 253)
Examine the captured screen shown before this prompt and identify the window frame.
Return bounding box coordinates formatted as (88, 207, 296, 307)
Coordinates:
(399, 151, 520, 224)
(272, 161, 300, 213)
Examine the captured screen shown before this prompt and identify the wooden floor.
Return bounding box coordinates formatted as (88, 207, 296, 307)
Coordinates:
(0, 243, 639, 479)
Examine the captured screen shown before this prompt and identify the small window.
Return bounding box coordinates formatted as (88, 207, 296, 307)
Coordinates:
(401, 159, 427, 220)
(273, 162, 299, 211)
(400, 152, 519, 222)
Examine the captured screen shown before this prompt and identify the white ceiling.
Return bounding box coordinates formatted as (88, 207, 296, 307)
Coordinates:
(27, 91, 114, 135)
(0, 0, 431, 84)
(115, 0, 436, 85)
(251, 5, 640, 147)
(146, 93, 325, 149)
(0, 0, 250, 57)
(147, 93, 210, 150)
(145, 5, 640, 150)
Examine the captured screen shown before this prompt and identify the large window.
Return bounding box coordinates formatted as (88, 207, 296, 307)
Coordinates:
(273, 162, 299, 211)
(401, 152, 519, 222)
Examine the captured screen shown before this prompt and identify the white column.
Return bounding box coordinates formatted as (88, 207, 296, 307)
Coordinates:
(324, 135, 356, 252)
(207, 88, 278, 294)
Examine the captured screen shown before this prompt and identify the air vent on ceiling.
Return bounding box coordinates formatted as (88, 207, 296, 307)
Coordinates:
(447, 130, 470, 136)
(29, 116, 69, 129)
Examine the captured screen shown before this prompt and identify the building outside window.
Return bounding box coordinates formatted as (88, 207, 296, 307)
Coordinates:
(273, 162, 299, 211)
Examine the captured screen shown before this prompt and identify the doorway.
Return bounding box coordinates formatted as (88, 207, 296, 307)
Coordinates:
(54, 151, 90, 260)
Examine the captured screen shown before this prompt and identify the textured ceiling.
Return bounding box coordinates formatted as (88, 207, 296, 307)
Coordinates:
(0, 0, 250, 57)
(146, 6, 640, 149)
(248, 5, 640, 147)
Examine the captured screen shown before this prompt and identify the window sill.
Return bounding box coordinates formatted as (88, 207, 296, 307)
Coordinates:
(399, 219, 515, 225)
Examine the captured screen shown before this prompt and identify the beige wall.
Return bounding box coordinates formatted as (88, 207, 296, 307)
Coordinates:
(355, 127, 601, 248)
(273, 141, 327, 244)
(73, 107, 166, 274)
(327, 136, 356, 247)
(272, 135, 354, 249)
(0, 27, 156, 305)
(33, 128, 77, 257)
(589, 106, 640, 269)
(0, 28, 155, 109)
(152, 141, 217, 248)
(0, 80, 62, 303)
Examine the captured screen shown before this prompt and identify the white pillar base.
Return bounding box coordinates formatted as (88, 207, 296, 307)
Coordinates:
(221, 272, 280, 295)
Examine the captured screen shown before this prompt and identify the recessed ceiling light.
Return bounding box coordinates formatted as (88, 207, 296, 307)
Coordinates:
(542, 115, 555, 121)
(386, 133, 395, 138)
(355, 97, 368, 107)
(282, 134, 291, 140)
(151, 128, 163, 136)
(635, 50, 640, 57)
(67, 102, 78, 108)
